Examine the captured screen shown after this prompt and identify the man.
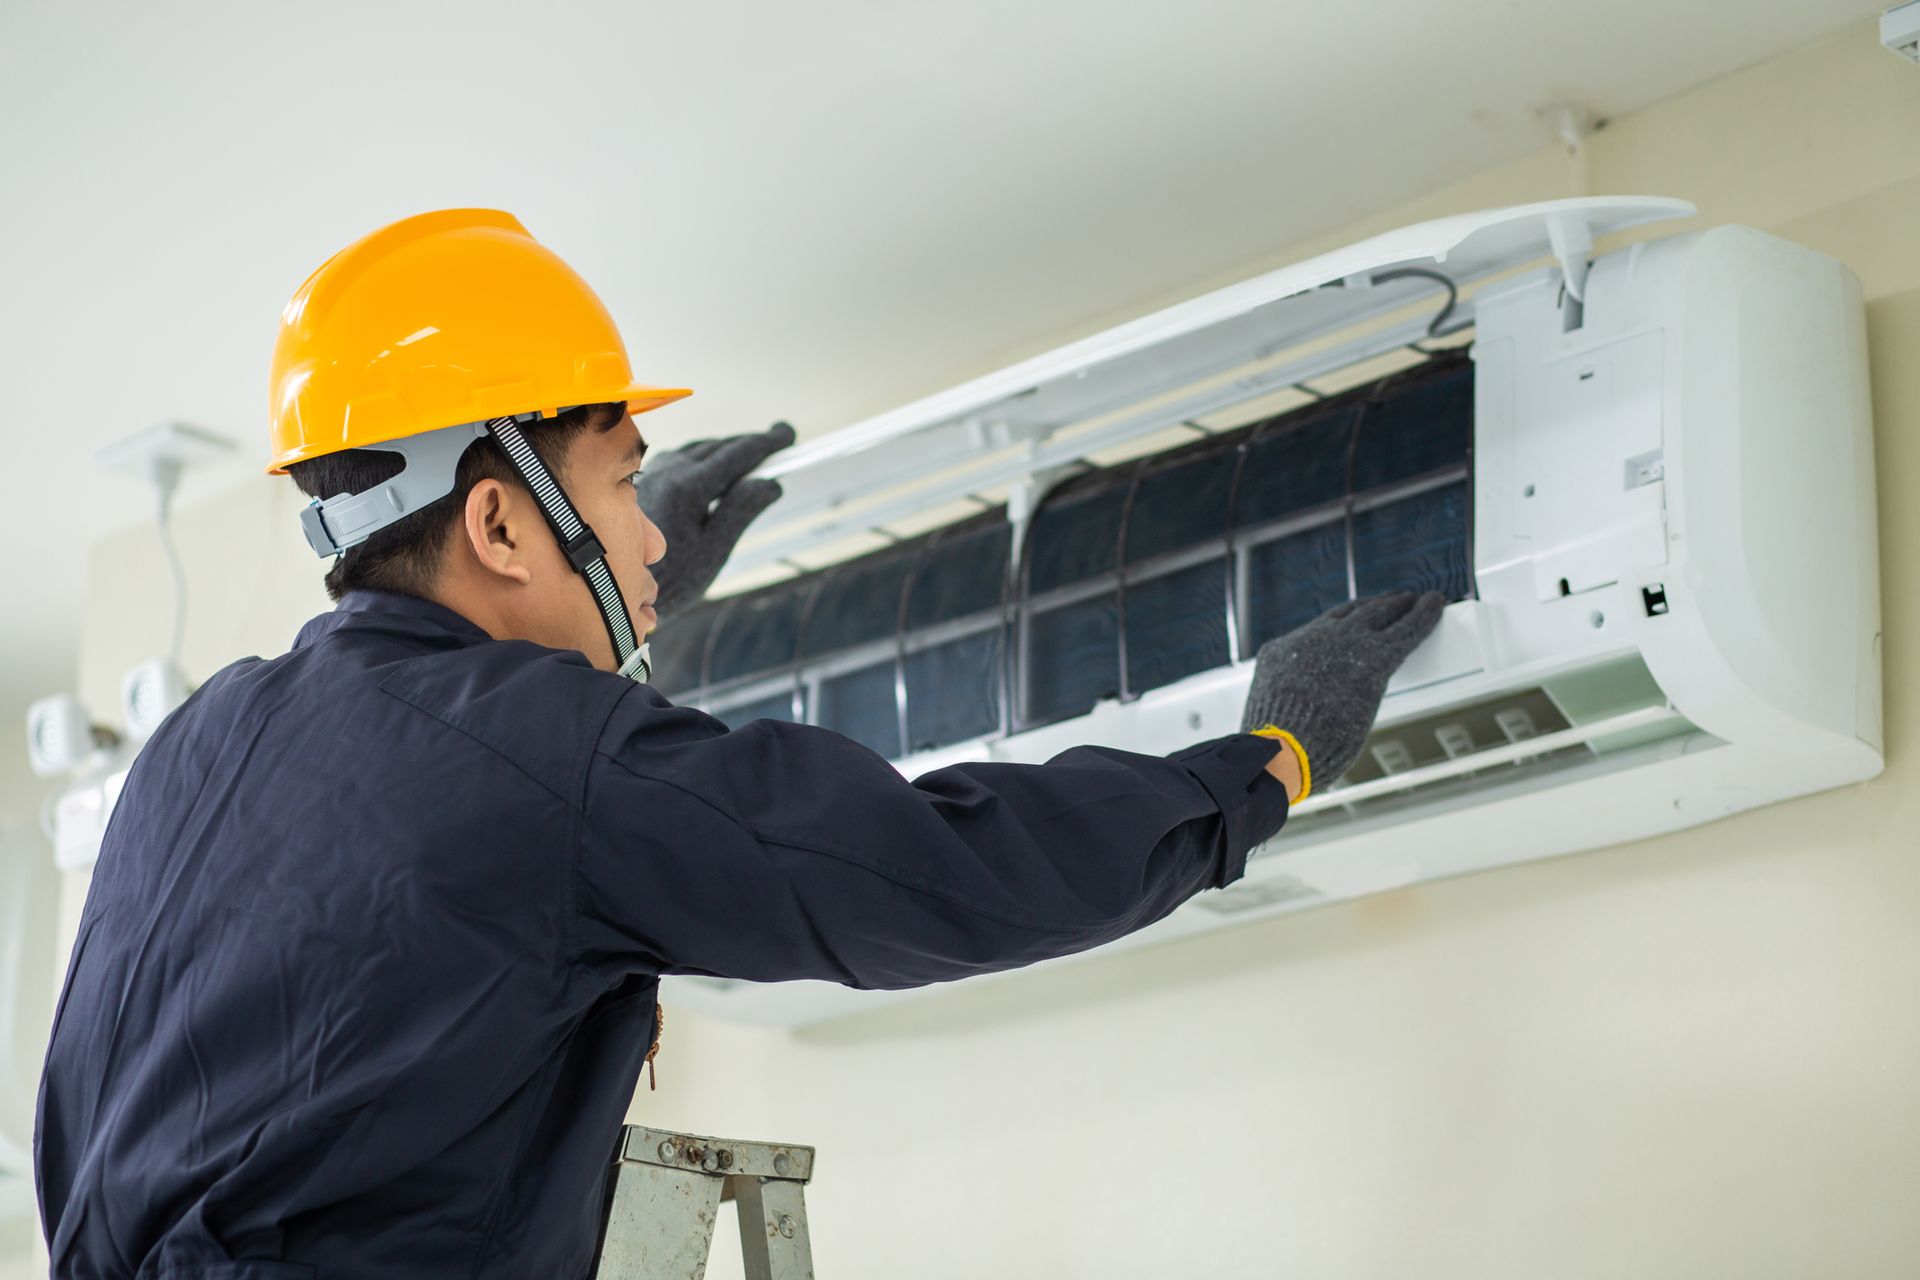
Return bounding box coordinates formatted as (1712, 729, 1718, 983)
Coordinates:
(35, 209, 1441, 1278)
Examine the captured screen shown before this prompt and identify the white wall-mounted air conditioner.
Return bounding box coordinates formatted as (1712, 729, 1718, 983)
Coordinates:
(668, 197, 1884, 1026)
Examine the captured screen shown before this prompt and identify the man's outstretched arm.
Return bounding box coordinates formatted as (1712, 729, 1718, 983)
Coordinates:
(576, 711, 1291, 989)
(573, 592, 1442, 989)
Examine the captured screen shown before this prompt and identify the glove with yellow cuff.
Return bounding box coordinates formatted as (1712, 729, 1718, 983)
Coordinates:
(1241, 591, 1446, 800)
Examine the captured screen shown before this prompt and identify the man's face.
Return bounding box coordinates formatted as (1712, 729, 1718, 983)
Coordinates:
(551, 410, 666, 665)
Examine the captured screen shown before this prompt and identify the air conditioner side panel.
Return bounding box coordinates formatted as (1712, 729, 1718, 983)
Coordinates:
(1656, 227, 1881, 762)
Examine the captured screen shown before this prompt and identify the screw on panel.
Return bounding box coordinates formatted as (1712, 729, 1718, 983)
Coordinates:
(773, 1153, 793, 1176)
(777, 1215, 798, 1239)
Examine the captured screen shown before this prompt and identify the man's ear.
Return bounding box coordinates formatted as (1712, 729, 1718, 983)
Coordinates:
(460, 478, 534, 586)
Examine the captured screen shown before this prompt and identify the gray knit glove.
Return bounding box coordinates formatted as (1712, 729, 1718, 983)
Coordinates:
(1240, 591, 1445, 789)
(634, 421, 796, 614)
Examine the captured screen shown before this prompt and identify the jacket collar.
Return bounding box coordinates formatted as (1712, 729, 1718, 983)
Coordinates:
(294, 589, 495, 651)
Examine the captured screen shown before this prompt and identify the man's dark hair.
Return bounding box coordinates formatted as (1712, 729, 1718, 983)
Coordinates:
(287, 403, 627, 602)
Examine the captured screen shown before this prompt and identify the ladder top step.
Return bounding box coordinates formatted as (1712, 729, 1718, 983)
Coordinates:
(617, 1124, 817, 1183)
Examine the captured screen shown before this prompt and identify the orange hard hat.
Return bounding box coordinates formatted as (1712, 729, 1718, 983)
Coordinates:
(268, 209, 689, 473)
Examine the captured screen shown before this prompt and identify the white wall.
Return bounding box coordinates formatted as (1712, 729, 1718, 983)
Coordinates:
(42, 19, 1920, 1278)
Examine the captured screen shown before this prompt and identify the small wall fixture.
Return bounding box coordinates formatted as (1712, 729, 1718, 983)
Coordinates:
(1884, 2, 1920, 63)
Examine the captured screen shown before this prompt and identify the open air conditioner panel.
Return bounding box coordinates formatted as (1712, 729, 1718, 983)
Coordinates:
(658, 353, 1480, 762)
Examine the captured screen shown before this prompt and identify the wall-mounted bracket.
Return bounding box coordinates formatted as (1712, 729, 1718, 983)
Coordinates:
(1544, 211, 1595, 304)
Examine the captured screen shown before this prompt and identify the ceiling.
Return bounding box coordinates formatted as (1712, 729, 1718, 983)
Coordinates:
(0, 0, 1881, 811)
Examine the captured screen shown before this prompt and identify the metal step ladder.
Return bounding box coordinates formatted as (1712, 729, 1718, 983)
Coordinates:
(594, 1124, 818, 1279)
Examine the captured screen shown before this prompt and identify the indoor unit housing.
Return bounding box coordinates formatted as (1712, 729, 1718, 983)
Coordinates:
(657, 196, 1881, 1027)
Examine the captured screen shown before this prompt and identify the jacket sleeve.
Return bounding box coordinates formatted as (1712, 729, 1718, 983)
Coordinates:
(573, 692, 1290, 990)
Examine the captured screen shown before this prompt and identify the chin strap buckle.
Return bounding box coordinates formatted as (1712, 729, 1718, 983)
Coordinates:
(561, 525, 608, 573)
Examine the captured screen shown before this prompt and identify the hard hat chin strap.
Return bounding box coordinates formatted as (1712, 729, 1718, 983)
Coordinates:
(486, 416, 651, 683)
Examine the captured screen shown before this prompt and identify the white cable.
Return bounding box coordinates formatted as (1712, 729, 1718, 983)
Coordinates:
(157, 507, 187, 667)
(152, 460, 186, 666)
(38, 789, 59, 845)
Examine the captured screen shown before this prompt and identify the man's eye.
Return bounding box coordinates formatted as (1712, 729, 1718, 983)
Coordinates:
(625, 470, 644, 491)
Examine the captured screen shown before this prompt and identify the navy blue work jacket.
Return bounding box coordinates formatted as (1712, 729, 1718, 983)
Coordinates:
(37, 589, 1289, 1279)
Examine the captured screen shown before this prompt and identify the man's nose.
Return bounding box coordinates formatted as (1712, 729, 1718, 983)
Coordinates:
(639, 506, 667, 567)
